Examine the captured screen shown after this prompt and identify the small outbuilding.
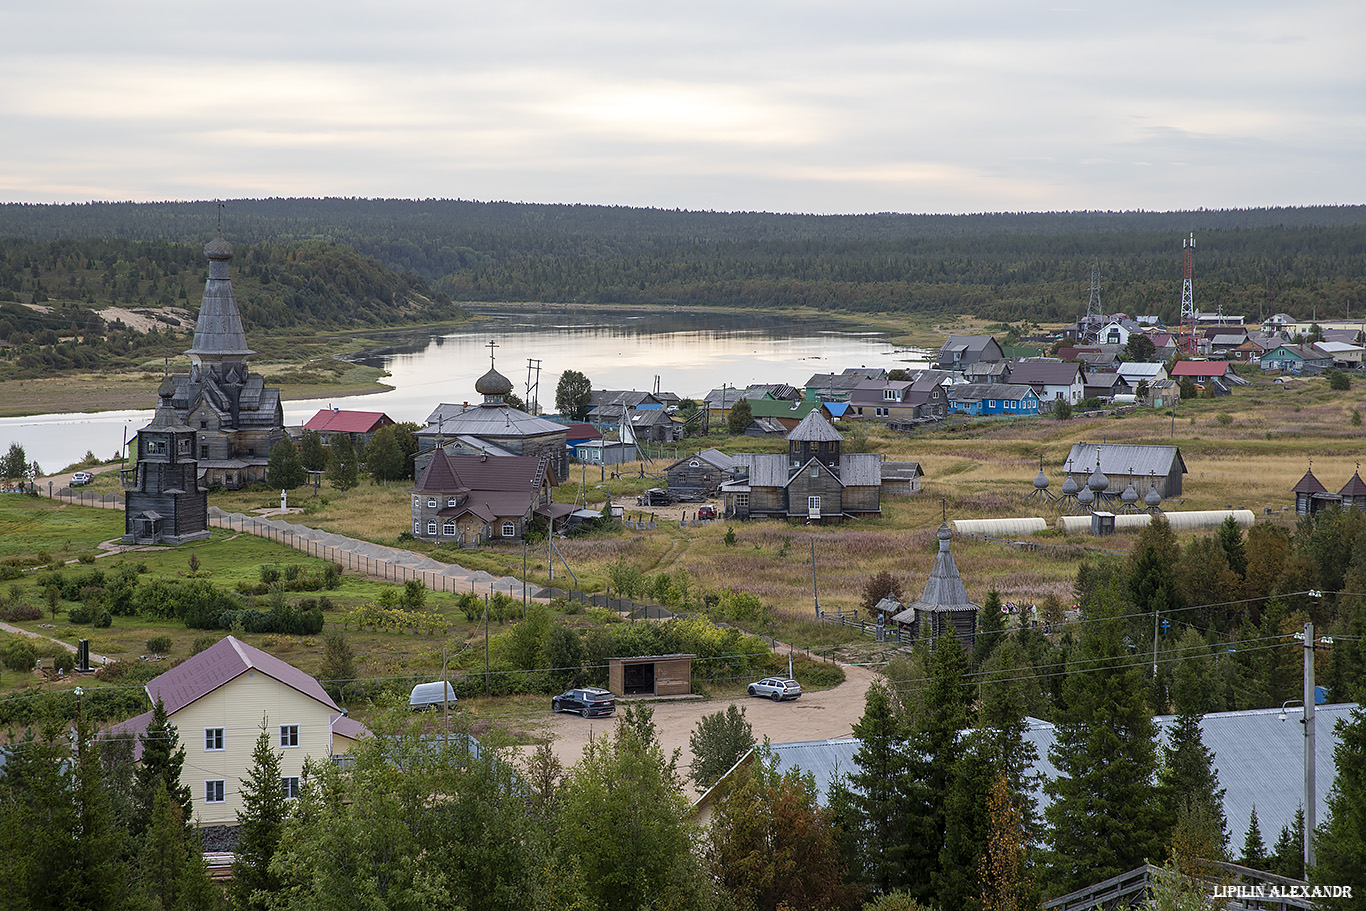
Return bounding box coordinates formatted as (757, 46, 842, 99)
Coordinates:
(607, 654, 696, 696)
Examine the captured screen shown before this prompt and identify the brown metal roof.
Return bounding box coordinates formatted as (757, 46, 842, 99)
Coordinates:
(145, 635, 339, 716)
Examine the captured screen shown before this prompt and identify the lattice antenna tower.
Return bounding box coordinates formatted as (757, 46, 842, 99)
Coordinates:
(1180, 233, 1196, 354)
(1086, 259, 1103, 324)
(525, 358, 542, 415)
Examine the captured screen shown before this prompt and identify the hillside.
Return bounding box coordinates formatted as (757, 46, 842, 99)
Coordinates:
(1, 199, 1364, 326)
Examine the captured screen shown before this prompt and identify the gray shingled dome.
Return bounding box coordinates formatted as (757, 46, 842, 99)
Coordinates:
(1061, 473, 1079, 495)
(475, 367, 514, 397)
(1145, 486, 1163, 507)
(1033, 469, 1050, 490)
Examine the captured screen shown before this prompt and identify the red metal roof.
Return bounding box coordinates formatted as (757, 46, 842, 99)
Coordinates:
(1170, 361, 1230, 378)
(303, 409, 393, 434)
(564, 423, 602, 441)
(144, 635, 339, 716)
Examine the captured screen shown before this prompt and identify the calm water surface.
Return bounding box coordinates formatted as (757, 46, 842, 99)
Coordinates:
(2, 307, 930, 472)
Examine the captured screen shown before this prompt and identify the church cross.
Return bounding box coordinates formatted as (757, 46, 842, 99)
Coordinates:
(486, 339, 498, 368)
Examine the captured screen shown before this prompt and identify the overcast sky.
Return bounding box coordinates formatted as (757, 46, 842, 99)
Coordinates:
(2, 1, 1361, 215)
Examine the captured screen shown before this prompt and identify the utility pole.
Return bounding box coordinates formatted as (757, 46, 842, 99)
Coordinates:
(1304, 620, 1315, 870)
(810, 539, 820, 616)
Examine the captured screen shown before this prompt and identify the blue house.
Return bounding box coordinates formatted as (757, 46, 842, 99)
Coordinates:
(948, 383, 1040, 416)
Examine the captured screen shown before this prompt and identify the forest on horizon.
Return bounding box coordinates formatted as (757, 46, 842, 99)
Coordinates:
(1, 198, 1365, 328)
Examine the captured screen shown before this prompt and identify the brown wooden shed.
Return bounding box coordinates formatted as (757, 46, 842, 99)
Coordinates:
(608, 654, 696, 696)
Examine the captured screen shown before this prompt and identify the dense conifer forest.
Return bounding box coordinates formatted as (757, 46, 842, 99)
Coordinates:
(1, 199, 1364, 326)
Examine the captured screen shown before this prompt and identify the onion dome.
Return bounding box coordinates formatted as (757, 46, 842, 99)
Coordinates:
(204, 232, 233, 260)
(1033, 469, 1050, 490)
(1121, 482, 1139, 505)
(1087, 465, 1109, 493)
(1061, 473, 1079, 496)
(475, 366, 513, 397)
(1145, 486, 1162, 508)
(1077, 485, 1095, 506)
(937, 520, 953, 543)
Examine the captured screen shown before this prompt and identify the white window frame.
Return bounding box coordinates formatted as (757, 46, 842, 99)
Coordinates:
(414, 521, 421, 535)
(412, 495, 419, 507)
(735, 493, 750, 509)
(205, 727, 224, 751)
(205, 780, 225, 803)
(426, 521, 438, 536)
(281, 776, 301, 799)
(427, 498, 437, 508)
(443, 519, 456, 536)
(447, 496, 458, 507)
(280, 724, 300, 748)
(501, 521, 516, 537)
(808, 495, 821, 512)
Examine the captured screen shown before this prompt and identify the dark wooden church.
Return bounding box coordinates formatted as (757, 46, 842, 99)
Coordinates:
(891, 521, 979, 650)
(122, 378, 209, 544)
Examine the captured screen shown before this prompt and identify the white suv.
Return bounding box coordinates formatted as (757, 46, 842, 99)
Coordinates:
(70, 471, 94, 487)
(748, 677, 802, 702)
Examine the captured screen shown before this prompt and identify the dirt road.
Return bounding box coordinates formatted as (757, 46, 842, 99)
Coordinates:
(526, 657, 879, 794)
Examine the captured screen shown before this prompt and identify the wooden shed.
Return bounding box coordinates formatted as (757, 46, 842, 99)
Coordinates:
(608, 654, 696, 696)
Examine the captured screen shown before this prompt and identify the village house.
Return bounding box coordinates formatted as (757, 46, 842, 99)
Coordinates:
(302, 409, 396, 449)
(1116, 361, 1169, 388)
(1259, 343, 1334, 374)
(1082, 372, 1132, 402)
(587, 390, 668, 428)
(1007, 360, 1086, 405)
(105, 636, 368, 827)
(1170, 360, 1246, 394)
(719, 412, 881, 523)
(947, 383, 1040, 416)
(409, 448, 567, 545)
(665, 448, 741, 495)
(937, 335, 1004, 371)
(802, 368, 887, 402)
(744, 398, 831, 431)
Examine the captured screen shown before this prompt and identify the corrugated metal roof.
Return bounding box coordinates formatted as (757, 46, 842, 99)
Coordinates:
(1065, 442, 1185, 479)
(1009, 361, 1084, 386)
(718, 702, 1357, 845)
(423, 402, 566, 438)
(303, 410, 391, 434)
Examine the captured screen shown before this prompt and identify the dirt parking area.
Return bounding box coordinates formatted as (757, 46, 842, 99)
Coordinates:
(523, 658, 878, 796)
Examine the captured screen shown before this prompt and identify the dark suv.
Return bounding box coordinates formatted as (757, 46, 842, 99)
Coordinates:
(552, 687, 616, 717)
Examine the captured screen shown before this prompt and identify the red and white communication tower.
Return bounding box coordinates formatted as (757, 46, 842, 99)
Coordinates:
(1180, 233, 1196, 354)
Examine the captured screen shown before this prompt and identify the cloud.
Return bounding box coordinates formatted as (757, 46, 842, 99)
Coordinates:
(0, 0, 1361, 212)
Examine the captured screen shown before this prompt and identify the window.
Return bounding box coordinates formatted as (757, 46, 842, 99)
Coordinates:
(447, 496, 458, 507)
(426, 521, 437, 535)
(883, 389, 896, 401)
(735, 493, 749, 509)
(205, 780, 225, 803)
(200, 420, 208, 429)
(427, 498, 437, 508)
(281, 776, 301, 799)
(808, 495, 821, 513)
(443, 519, 456, 535)
(413, 496, 420, 507)
(205, 728, 224, 751)
(689, 460, 700, 468)
(280, 725, 299, 748)
(989, 400, 997, 408)
(414, 521, 421, 535)
(502, 522, 516, 537)
(810, 466, 819, 478)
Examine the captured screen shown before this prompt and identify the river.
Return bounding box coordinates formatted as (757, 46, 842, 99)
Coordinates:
(0, 306, 931, 473)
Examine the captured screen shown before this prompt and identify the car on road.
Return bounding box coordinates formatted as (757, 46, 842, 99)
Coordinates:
(70, 471, 94, 487)
(552, 687, 617, 717)
(748, 677, 801, 701)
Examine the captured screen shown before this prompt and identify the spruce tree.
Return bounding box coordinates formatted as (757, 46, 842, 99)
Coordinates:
(136, 698, 193, 835)
(298, 429, 327, 472)
(266, 438, 306, 490)
(140, 780, 217, 911)
(906, 633, 972, 904)
(1157, 712, 1227, 852)
(839, 682, 912, 893)
(232, 725, 287, 909)
(1270, 807, 1305, 880)
(1044, 599, 1162, 895)
(1241, 805, 1268, 869)
(977, 590, 1007, 663)
(1312, 706, 1366, 903)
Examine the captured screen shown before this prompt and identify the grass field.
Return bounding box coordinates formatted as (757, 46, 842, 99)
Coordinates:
(2, 368, 1361, 738)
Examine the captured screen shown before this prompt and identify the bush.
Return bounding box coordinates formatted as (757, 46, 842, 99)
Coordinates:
(94, 610, 111, 628)
(191, 635, 220, 655)
(77, 552, 97, 565)
(260, 565, 281, 585)
(1328, 370, 1351, 391)
(457, 593, 483, 623)
(1053, 399, 1073, 420)
(1, 638, 37, 672)
(146, 635, 173, 655)
(67, 604, 94, 624)
(323, 563, 341, 589)
(0, 565, 24, 582)
(402, 578, 427, 609)
(52, 651, 76, 674)
(0, 603, 42, 622)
